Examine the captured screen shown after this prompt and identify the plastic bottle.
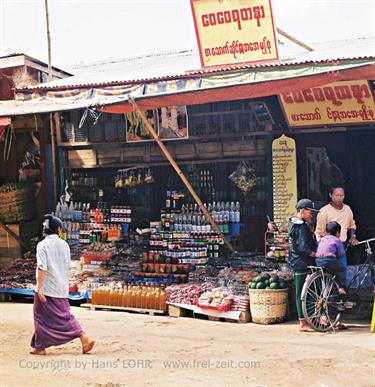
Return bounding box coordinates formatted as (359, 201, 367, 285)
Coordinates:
(159, 290, 167, 311)
(154, 291, 160, 311)
(229, 202, 235, 223)
(235, 201, 241, 223)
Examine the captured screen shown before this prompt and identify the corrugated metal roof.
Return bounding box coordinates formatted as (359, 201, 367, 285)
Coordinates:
(18, 37, 375, 91)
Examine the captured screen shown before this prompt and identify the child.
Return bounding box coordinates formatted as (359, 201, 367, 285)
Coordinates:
(316, 221, 347, 294)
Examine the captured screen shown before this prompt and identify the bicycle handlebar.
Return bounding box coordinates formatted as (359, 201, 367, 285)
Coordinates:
(356, 237, 375, 246)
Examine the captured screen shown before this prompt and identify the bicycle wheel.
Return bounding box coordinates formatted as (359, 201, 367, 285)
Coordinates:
(301, 271, 341, 332)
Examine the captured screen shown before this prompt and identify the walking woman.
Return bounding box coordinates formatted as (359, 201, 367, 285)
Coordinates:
(30, 214, 94, 355)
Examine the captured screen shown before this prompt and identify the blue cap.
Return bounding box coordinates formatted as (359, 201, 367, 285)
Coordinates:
(296, 199, 319, 212)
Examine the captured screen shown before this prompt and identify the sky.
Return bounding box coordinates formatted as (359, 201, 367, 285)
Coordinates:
(0, 0, 374, 69)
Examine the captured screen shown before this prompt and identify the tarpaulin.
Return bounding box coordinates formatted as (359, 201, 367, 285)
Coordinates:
(0, 60, 374, 116)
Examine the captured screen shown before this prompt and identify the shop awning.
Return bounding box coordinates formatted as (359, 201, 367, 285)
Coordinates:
(0, 60, 374, 116)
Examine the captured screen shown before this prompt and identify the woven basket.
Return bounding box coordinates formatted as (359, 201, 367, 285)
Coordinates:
(249, 288, 288, 324)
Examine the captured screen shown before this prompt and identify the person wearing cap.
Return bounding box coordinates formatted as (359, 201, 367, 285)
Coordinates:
(287, 199, 319, 332)
(30, 214, 95, 355)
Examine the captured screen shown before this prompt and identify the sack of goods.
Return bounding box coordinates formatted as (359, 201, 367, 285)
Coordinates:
(248, 273, 288, 325)
(197, 287, 234, 312)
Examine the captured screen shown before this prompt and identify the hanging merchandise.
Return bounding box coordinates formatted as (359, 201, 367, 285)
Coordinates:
(228, 161, 257, 193)
(115, 168, 155, 189)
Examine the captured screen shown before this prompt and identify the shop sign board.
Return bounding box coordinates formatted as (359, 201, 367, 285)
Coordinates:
(190, 0, 279, 67)
(126, 106, 189, 142)
(279, 80, 375, 128)
(272, 134, 297, 228)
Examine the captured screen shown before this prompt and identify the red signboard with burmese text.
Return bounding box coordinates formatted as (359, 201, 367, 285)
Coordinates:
(190, 0, 279, 67)
(279, 80, 375, 128)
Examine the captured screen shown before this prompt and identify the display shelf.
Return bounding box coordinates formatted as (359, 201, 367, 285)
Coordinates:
(0, 287, 89, 300)
(264, 231, 288, 263)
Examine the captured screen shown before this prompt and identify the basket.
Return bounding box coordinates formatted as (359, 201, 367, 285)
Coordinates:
(248, 288, 288, 324)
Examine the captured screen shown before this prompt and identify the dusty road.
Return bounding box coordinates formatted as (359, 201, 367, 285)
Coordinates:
(0, 302, 374, 387)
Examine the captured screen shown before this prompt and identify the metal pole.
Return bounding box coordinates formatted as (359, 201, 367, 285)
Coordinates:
(129, 97, 235, 252)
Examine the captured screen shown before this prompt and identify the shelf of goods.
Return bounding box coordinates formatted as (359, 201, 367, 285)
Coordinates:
(55, 201, 131, 245)
(138, 230, 225, 285)
(264, 231, 288, 263)
(0, 287, 89, 300)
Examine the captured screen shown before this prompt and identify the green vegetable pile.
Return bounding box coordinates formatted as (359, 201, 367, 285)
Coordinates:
(248, 273, 287, 290)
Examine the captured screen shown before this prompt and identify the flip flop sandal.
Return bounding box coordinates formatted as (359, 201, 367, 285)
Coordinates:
(30, 349, 46, 355)
(82, 340, 95, 354)
(335, 323, 349, 330)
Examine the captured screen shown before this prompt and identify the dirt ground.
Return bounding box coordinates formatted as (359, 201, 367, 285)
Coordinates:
(0, 302, 374, 387)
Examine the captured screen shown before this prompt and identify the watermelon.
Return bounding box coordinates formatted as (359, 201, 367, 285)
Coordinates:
(254, 275, 263, 283)
(270, 282, 280, 289)
(256, 282, 266, 289)
(269, 276, 279, 283)
(264, 279, 270, 286)
(251, 282, 257, 289)
(278, 281, 286, 289)
(261, 273, 270, 281)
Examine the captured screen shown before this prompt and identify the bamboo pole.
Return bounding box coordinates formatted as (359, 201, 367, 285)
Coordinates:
(129, 97, 234, 252)
(276, 28, 314, 52)
(44, 0, 57, 203)
(44, 0, 53, 81)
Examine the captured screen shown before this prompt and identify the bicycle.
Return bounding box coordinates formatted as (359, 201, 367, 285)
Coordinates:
(301, 237, 375, 332)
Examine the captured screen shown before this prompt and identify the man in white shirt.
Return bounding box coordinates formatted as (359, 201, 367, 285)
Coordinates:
(30, 214, 94, 355)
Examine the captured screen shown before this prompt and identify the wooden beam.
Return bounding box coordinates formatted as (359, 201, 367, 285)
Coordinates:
(49, 113, 57, 203)
(129, 97, 235, 252)
(54, 112, 62, 145)
(0, 221, 27, 248)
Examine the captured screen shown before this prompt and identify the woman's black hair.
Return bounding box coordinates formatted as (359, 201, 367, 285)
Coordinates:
(326, 221, 341, 236)
(330, 186, 345, 195)
(43, 214, 63, 235)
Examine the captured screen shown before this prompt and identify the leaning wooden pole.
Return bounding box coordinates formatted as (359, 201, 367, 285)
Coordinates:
(276, 28, 314, 52)
(129, 97, 235, 253)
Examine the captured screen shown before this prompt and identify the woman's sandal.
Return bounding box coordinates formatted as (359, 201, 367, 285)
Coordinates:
(335, 322, 349, 330)
(30, 348, 46, 355)
(82, 340, 95, 354)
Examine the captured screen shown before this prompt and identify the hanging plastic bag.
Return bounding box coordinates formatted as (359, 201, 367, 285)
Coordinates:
(228, 161, 257, 192)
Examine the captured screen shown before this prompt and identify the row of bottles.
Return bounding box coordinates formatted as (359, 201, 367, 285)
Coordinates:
(161, 201, 241, 234)
(91, 286, 167, 311)
(70, 171, 113, 188)
(55, 201, 91, 222)
(181, 201, 240, 223)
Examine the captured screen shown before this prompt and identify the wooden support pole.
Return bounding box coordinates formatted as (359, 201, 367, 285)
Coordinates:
(49, 113, 57, 204)
(129, 97, 234, 252)
(276, 28, 314, 52)
(54, 112, 62, 145)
